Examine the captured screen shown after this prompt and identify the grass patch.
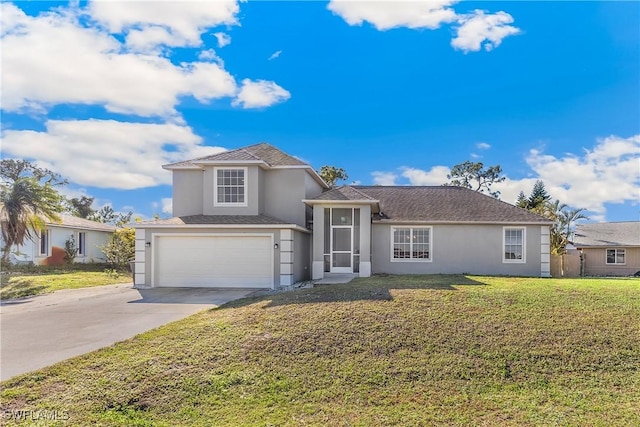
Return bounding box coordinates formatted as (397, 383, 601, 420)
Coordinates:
(1, 264, 131, 299)
(1, 275, 639, 426)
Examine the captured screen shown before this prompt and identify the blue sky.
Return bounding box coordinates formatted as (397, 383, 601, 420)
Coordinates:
(2, 1, 638, 223)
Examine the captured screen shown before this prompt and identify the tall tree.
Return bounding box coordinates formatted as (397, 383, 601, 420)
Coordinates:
(66, 196, 95, 219)
(318, 165, 348, 188)
(0, 160, 67, 263)
(89, 205, 132, 227)
(446, 161, 505, 198)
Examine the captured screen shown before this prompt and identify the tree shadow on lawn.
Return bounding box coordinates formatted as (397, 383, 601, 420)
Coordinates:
(0, 277, 48, 301)
(223, 274, 486, 310)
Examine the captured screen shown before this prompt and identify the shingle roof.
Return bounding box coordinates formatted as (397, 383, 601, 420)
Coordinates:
(49, 215, 116, 232)
(573, 222, 640, 247)
(312, 186, 377, 201)
(164, 143, 307, 168)
(320, 186, 551, 223)
(138, 214, 290, 226)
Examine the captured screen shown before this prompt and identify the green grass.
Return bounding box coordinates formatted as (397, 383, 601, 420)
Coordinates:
(1, 275, 639, 426)
(0, 264, 132, 299)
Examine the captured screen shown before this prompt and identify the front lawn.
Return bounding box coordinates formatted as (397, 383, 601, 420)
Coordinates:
(1, 275, 639, 426)
(0, 264, 132, 300)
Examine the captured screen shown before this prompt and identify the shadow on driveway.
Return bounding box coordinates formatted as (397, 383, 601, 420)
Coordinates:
(130, 287, 256, 305)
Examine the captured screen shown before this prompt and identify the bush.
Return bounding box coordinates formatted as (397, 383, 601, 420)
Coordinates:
(100, 228, 135, 269)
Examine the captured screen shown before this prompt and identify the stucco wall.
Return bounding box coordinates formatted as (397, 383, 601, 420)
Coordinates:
(202, 166, 260, 216)
(172, 170, 203, 217)
(264, 169, 307, 226)
(581, 247, 640, 276)
(371, 223, 544, 277)
(293, 229, 311, 282)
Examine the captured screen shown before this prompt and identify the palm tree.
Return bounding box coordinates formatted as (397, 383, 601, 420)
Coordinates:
(559, 207, 589, 242)
(1, 177, 63, 263)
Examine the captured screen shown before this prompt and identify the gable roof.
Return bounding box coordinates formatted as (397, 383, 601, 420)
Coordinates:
(310, 185, 551, 224)
(48, 214, 116, 232)
(573, 222, 640, 247)
(163, 143, 307, 169)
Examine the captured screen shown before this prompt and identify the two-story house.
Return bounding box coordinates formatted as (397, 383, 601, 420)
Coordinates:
(134, 143, 552, 289)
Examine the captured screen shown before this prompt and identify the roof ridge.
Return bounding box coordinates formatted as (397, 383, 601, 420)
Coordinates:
(343, 185, 377, 200)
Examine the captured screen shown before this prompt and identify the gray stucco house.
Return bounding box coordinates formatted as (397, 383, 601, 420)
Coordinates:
(573, 222, 640, 276)
(134, 143, 552, 289)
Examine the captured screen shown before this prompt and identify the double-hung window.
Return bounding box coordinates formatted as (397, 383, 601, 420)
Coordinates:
(606, 248, 625, 265)
(391, 227, 432, 261)
(503, 227, 526, 263)
(214, 167, 247, 207)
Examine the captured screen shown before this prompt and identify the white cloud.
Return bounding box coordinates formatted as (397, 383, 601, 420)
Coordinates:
(371, 135, 640, 220)
(89, 0, 239, 50)
(451, 10, 520, 53)
(328, 1, 519, 53)
(401, 166, 451, 186)
(327, 0, 458, 30)
(213, 32, 231, 48)
(1, 119, 226, 190)
(476, 142, 491, 150)
(161, 198, 173, 215)
(0, 3, 289, 118)
(268, 50, 282, 61)
(232, 79, 291, 109)
(371, 171, 398, 186)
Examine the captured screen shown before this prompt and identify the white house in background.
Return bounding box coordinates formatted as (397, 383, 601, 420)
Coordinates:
(134, 143, 553, 290)
(5, 215, 115, 265)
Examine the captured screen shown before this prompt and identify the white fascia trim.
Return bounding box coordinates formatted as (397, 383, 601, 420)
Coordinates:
(194, 160, 267, 166)
(45, 224, 115, 233)
(162, 164, 202, 171)
(374, 220, 553, 225)
(136, 223, 311, 233)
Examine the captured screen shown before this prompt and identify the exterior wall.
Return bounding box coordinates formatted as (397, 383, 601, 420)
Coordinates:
(202, 165, 260, 216)
(264, 169, 307, 226)
(172, 170, 204, 217)
(371, 223, 544, 277)
(292, 229, 311, 283)
(581, 247, 640, 276)
(136, 226, 310, 288)
(9, 227, 112, 265)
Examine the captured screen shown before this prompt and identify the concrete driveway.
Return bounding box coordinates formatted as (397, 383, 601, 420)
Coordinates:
(0, 284, 252, 381)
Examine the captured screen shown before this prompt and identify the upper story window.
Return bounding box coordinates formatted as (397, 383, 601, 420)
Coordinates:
(503, 227, 526, 263)
(214, 167, 247, 207)
(391, 226, 432, 262)
(606, 248, 625, 265)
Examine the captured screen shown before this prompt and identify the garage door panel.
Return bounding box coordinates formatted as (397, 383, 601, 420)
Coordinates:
(155, 235, 273, 288)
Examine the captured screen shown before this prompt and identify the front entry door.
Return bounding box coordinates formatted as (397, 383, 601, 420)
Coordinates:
(331, 208, 353, 273)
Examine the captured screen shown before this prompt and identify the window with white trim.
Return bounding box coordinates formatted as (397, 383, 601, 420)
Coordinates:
(606, 248, 625, 265)
(391, 227, 431, 261)
(503, 227, 525, 263)
(39, 229, 49, 256)
(214, 168, 247, 206)
(77, 232, 86, 257)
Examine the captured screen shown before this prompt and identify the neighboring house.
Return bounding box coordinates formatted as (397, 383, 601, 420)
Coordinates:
(4, 215, 115, 265)
(135, 143, 552, 289)
(573, 222, 640, 276)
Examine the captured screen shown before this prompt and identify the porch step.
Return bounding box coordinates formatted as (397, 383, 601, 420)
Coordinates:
(313, 273, 358, 285)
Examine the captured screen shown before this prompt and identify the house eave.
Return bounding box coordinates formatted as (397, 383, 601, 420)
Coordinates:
(372, 220, 554, 225)
(302, 199, 380, 206)
(135, 223, 311, 234)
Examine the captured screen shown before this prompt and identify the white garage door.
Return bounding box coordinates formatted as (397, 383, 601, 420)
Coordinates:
(155, 235, 273, 288)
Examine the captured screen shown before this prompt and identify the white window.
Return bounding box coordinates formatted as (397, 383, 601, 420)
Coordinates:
(606, 248, 625, 265)
(39, 229, 49, 256)
(391, 227, 432, 262)
(503, 227, 526, 263)
(214, 167, 247, 206)
(77, 232, 86, 257)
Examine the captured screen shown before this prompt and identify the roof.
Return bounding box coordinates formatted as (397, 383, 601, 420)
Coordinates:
(573, 222, 640, 247)
(313, 186, 552, 224)
(137, 214, 290, 226)
(48, 214, 116, 232)
(311, 186, 378, 201)
(163, 143, 307, 169)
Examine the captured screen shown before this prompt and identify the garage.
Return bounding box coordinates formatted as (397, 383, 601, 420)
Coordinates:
(154, 234, 274, 288)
